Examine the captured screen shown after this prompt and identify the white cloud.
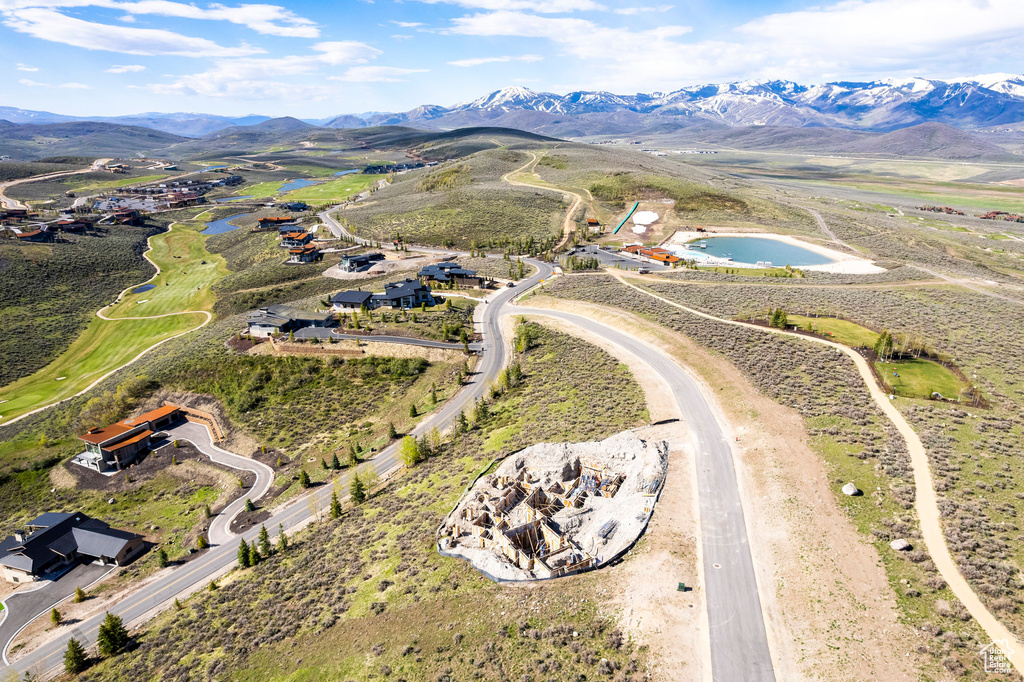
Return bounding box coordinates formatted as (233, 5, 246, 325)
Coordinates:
(2, 7, 264, 56)
(391, 34, 413, 39)
(15, 62, 37, 71)
(60, 81, 91, 88)
(106, 64, 145, 73)
(445, 0, 1024, 92)
(330, 66, 428, 82)
(448, 54, 544, 67)
(113, 0, 320, 38)
(613, 4, 671, 14)
(391, 20, 423, 27)
(418, 0, 604, 13)
(18, 77, 48, 86)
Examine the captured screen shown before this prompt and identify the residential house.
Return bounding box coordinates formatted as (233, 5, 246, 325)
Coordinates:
(329, 290, 373, 312)
(0, 512, 144, 584)
(287, 244, 321, 264)
(246, 304, 334, 338)
(418, 261, 485, 288)
(75, 404, 182, 473)
(280, 231, 312, 248)
(14, 229, 49, 242)
(258, 216, 297, 230)
(339, 252, 384, 273)
(371, 279, 434, 309)
(55, 219, 90, 232)
(113, 209, 143, 226)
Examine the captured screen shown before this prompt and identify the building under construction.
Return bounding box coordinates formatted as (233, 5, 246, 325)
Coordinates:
(440, 432, 667, 581)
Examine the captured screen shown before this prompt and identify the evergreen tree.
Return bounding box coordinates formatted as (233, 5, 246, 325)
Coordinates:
(237, 539, 251, 567)
(51, 607, 62, 626)
(321, 458, 328, 470)
(387, 422, 398, 439)
(350, 474, 366, 504)
(197, 535, 208, 549)
(456, 410, 469, 434)
(258, 525, 271, 557)
(277, 524, 288, 552)
(64, 637, 87, 674)
(74, 587, 86, 603)
(409, 404, 417, 418)
(330, 453, 341, 470)
(156, 548, 168, 568)
(244, 498, 256, 512)
(330, 491, 342, 518)
(299, 469, 311, 488)
(97, 612, 129, 657)
(249, 540, 261, 566)
(203, 504, 212, 518)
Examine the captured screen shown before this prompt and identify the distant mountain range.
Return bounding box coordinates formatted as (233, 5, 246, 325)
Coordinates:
(8, 75, 1024, 139)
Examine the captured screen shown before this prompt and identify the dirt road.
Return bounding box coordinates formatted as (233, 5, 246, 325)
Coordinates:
(0, 158, 110, 210)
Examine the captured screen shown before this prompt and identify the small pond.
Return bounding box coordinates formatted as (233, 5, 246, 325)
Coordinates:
(278, 178, 316, 192)
(202, 212, 252, 235)
(132, 284, 156, 293)
(203, 165, 228, 170)
(676, 236, 835, 267)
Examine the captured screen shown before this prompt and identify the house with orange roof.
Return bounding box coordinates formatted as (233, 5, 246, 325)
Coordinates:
(74, 404, 182, 473)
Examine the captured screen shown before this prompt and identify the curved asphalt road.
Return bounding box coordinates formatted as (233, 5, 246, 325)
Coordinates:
(0, 260, 553, 679)
(514, 307, 775, 682)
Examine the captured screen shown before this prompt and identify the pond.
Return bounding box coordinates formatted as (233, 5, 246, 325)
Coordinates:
(334, 169, 359, 176)
(203, 164, 228, 170)
(676, 236, 835, 267)
(132, 284, 156, 293)
(278, 178, 317, 192)
(214, 195, 255, 203)
(202, 212, 253, 235)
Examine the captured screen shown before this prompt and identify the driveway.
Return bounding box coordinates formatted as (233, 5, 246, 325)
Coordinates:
(163, 421, 275, 546)
(0, 562, 113, 664)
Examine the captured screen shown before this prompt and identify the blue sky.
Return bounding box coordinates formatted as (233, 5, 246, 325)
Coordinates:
(1, 0, 1022, 118)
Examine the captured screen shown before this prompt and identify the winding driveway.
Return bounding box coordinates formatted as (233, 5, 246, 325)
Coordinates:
(0, 159, 110, 210)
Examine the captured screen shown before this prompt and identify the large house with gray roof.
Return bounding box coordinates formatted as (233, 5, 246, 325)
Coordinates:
(0, 513, 144, 583)
(246, 304, 335, 338)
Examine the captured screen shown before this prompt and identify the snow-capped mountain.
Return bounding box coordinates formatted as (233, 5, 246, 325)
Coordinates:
(354, 76, 1024, 134)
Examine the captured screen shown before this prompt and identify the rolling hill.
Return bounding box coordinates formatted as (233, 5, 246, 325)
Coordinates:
(0, 121, 187, 160)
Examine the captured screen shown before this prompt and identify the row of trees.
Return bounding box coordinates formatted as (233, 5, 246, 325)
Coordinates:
(63, 612, 129, 674)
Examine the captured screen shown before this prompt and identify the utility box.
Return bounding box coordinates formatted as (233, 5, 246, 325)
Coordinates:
(677, 582, 686, 592)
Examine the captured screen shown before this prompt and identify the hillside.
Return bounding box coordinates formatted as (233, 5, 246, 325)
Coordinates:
(836, 122, 1015, 160)
(0, 121, 186, 160)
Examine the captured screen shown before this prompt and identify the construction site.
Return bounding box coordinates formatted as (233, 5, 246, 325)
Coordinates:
(439, 431, 668, 581)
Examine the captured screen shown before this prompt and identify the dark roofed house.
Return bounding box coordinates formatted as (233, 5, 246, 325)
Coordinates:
(339, 252, 384, 273)
(259, 216, 297, 229)
(14, 229, 50, 242)
(329, 290, 374, 311)
(418, 261, 485, 288)
(0, 512, 144, 583)
(56, 219, 91, 232)
(246, 303, 334, 338)
(371, 279, 434, 309)
(74, 404, 182, 473)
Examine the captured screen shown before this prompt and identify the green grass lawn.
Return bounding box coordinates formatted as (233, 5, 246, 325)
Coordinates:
(875, 358, 967, 399)
(281, 174, 383, 203)
(788, 314, 881, 347)
(0, 221, 224, 425)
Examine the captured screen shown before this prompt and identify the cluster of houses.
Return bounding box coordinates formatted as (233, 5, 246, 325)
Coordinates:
(1, 210, 106, 242)
(244, 259, 484, 338)
(269, 221, 323, 264)
(108, 175, 243, 210)
(363, 162, 430, 174)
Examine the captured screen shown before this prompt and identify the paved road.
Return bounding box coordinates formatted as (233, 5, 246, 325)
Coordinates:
(0, 563, 113, 665)
(162, 421, 276, 546)
(1, 260, 554, 679)
(514, 307, 775, 682)
(293, 327, 482, 351)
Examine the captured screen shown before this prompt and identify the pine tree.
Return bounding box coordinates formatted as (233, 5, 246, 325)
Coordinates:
(74, 587, 86, 603)
(97, 612, 129, 657)
(330, 491, 342, 518)
(156, 548, 168, 568)
(299, 469, 311, 488)
(456, 410, 469, 434)
(430, 384, 437, 405)
(331, 453, 341, 470)
(277, 524, 288, 552)
(203, 504, 212, 518)
(258, 525, 271, 557)
(64, 637, 87, 674)
(237, 539, 251, 567)
(51, 607, 62, 626)
(173, 598, 183, 610)
(409, 404, 417, 418)
(387, 422, 397, 440)
(244, 498, 256, 512)
(197, 535, 208, 549)
(321, 458, 328, 470)
(249, 540, 261, 566)
(350, 474, 366, 504)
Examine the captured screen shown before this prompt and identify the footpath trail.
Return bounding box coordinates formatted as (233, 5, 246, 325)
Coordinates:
(610, 272, 1024, 673)
(501, 151, 588, 251)
(0, 223, 219, 427)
